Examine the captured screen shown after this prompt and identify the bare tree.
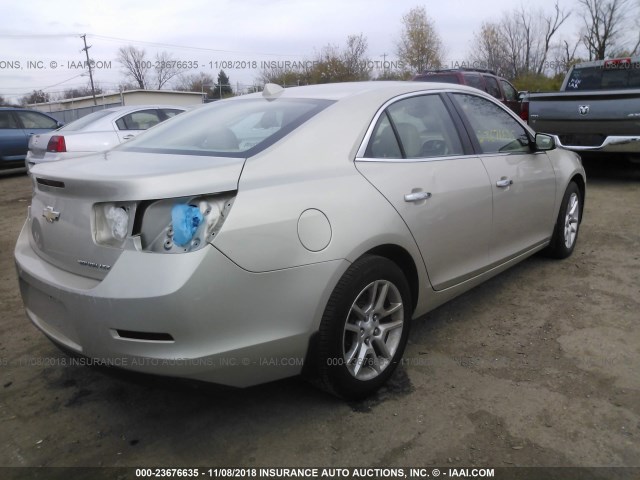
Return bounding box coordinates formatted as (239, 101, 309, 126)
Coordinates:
(117, 45, 149, 89)
(257, 34, 372, 86)
(155, 51, 183, 89)
(579, 0, 638, 59)
(174, 72, 216, 99)
(118, 45, 187, 90)
(470, 22, 511, 76)
(341, 34, 372, 80)
(396, 6, 444, 73)
(20, 90, 50, 105)
(62, 82, 104, 99)
(469, 1, 570, 78)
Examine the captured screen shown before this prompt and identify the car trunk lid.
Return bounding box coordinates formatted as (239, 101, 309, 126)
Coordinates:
(28, 151, 245, 280)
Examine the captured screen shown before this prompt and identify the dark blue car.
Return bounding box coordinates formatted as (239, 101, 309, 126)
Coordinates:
(0, 108, 62, 168)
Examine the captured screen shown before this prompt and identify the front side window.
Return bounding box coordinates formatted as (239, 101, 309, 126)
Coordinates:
(119, 98, 332, 158)
(16, 111, 58, 129)
(484, 76, 502, 99)
(366, 94, 463, 159)
(453, 93, 530, 154)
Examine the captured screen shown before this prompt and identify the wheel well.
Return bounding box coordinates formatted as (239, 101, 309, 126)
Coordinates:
(365, 244, 420, 313)
(571, 174, 586, 221)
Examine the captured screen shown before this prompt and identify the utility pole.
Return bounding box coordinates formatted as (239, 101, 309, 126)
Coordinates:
(81, 34, 98, 106)
(381, 53, 388, 74)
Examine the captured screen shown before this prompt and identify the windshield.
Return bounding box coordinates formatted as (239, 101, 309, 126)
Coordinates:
(59, 109, 114, 131)
(565, 63, 640, 90)
(118, 97, 333, 158)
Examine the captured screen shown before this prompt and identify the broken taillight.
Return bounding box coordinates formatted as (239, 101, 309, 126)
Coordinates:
(46, 135, 67, 152)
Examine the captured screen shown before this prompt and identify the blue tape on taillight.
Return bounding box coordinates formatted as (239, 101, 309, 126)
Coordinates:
(171, 204, 203, 246)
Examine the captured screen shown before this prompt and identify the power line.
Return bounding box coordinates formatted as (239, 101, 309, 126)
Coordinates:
(88, 34, 299, 57)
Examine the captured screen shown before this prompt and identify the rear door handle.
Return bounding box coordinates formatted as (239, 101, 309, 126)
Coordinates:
(496, 178, 513, 188)
(404, 191, 432, 202)
(122, 134, 135, 140)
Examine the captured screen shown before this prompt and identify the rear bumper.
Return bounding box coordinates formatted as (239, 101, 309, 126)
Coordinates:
(14, 222, 347, 387)
(555, 135, 640, 153)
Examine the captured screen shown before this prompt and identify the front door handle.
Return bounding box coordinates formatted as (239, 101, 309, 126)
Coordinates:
(404, 191, 432, 202)
(122, 134, 135, 140)
(496, 178, 513, 188)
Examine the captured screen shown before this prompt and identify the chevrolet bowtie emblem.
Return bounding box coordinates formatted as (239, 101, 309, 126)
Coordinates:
(42, 206, 60, 223)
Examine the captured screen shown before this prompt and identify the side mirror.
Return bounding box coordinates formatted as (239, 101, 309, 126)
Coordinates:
(56, 121, 64, 128)
(535, 133, 555, 151)
(517, 91, 528, 102)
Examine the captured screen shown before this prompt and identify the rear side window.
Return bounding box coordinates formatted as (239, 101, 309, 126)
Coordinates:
(116, 110, 162, 130)
(366, 94, 464, 159)
(0, 111, 19, 129)
(415, 74, 461, 84)
(565, 64, 640, 90)
(60, 110, 113, 131)
(365, 113, 402, 158)
(16, 111, 58, 129)
(161, 109, 184, 118)
(463, 74, 485, 90)
(119, 98, 332, 158)
(453, 93, 530, 154)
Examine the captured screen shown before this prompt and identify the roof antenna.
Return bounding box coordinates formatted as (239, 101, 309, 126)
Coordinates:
(262, 83, 284, 100)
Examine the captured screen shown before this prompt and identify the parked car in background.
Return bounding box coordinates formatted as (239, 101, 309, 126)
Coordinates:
(413, 68, 523, 117)
(523, 57, 640, 154)
(26, 105, 186, 170)
(0, 108, 62, 169)
(15, 82, 585, 399)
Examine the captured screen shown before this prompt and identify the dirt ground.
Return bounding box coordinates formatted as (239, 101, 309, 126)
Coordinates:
(0, 158, 638, 475)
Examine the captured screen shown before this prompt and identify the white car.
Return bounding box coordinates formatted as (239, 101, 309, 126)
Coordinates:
(26, 105, 186, 170)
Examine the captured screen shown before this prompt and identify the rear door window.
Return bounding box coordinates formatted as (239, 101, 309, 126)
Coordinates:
(463, 74, 485, 91)
(484, 76, 502, 99)
(15, 111, 58, 129)
(116, 110, 162, 130)
(366, 94, 464, 159)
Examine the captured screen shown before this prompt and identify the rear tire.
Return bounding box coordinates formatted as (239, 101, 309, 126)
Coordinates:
(545, 181, 581, 259)
(316, 255, 411, 400)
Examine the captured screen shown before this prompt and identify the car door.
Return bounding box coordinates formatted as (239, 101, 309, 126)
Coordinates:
(449, 92, 556, 264)
(355, 93, 493, 291)
(0, 110, 27, 161)
(114, 109, 163, 143)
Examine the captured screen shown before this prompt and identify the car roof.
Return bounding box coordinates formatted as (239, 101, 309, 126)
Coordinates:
(246, 81, 488, 101)
(92, 105, 187, 114)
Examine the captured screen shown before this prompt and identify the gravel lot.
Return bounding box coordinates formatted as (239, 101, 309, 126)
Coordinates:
(0, 158, 638, 475)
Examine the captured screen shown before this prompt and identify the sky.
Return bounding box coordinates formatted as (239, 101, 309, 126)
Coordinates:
(0, 0, 594, 102)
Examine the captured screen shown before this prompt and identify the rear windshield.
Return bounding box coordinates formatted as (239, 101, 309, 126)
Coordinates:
(59, 109, 114, 131)
(414, 74, 461, 84)
(565, 63, 640, 90)
(118, 97, 333, 158)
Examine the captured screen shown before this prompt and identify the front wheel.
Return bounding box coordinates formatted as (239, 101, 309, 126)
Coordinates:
(316, 255, 412, 400)
(545, 181, 582, 259)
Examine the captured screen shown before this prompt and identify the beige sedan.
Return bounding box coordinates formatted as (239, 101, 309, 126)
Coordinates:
(15, 82, 585, 399)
